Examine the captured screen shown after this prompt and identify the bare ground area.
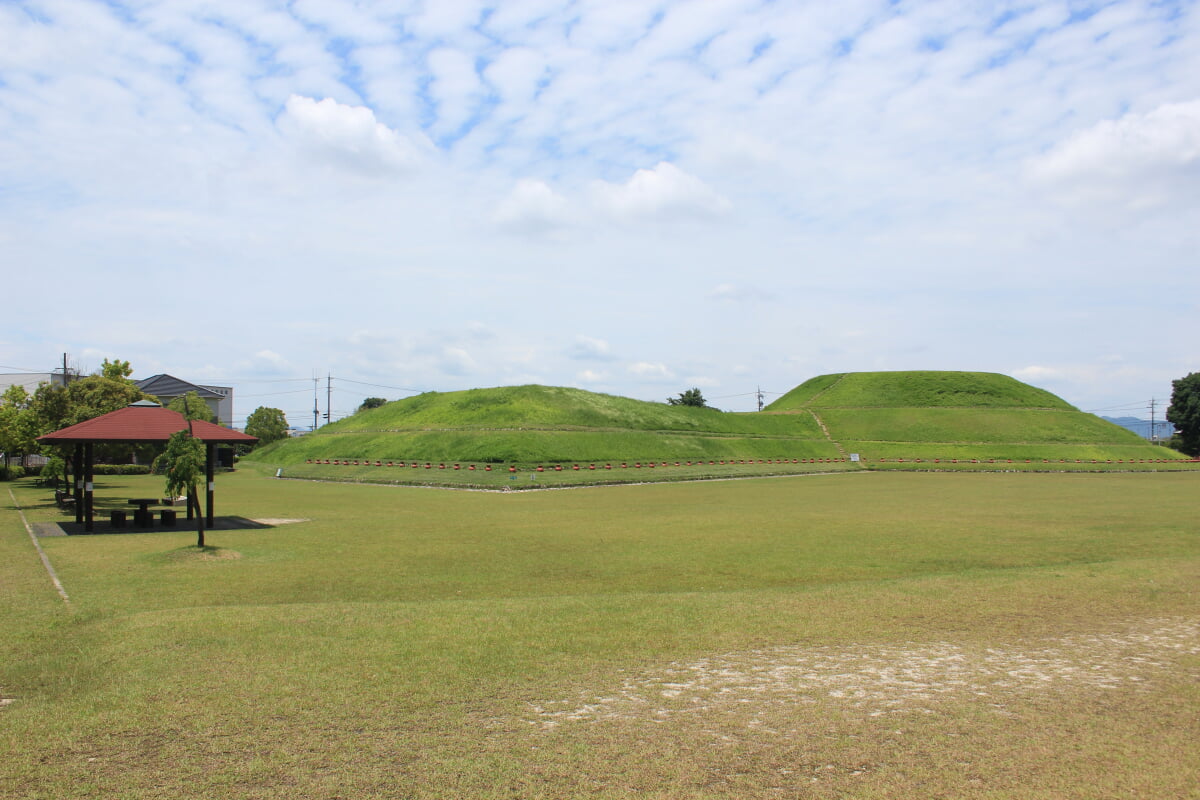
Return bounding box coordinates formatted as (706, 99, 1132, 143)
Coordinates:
(528, 617, 1200, 732)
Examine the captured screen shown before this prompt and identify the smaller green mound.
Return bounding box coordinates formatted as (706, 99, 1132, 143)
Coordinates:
(767, 371, 1075, 410)
(325, 385, 767, 434)
(258, 385, 832, 466)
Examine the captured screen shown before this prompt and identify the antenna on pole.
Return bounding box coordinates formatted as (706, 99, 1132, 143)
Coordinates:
(312, 373, 319, 432)
(325, 374, 332, 426)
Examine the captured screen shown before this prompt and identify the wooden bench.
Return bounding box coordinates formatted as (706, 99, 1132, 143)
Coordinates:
(54, 490, 75, 512)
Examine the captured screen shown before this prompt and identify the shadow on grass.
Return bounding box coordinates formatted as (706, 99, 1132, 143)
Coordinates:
(35, 517, 278, 537)
(150, 545, 243, 563)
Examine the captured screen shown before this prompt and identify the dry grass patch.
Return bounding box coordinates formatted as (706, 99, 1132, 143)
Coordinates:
(529, 617, 1199, 731)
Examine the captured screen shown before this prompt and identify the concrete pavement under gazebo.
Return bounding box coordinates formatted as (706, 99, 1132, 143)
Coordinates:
(37, 401, 258, 532)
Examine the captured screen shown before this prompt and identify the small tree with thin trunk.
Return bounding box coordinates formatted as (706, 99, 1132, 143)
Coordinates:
(163, 430, 207, 547)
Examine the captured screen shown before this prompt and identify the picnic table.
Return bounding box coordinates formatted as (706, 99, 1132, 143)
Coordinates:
(128, 498, 158, 527)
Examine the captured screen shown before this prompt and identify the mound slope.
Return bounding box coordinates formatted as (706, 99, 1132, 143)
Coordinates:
(260, 385, 838, 465)
(765, 371, 1182, 464)
(767, 371, 1075, 410)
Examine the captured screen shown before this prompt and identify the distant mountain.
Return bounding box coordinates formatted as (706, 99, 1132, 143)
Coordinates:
(1101, 416, 1176, 440)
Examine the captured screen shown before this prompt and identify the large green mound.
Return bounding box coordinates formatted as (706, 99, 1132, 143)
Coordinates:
(765, 371, 1180, 465)
(767, 371, 1075, 410)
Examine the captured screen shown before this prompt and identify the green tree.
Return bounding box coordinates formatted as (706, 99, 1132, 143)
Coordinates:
(0, 385, 37, 462)
(666, 388, 709, 408)
(245, 406, 288, 446)
(28, 360, 152, 466)
(162, 430, 208, 547)
(358, 397, 387, 412)
(42, 454, 66, 489)
(167, 392, 217, 422)
(32, 371, 148, 431)
(100, 358, 133, 380)
(1166, 372, 1200, 456)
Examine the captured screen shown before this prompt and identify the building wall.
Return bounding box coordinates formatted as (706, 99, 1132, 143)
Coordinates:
(198, 385, 234, 427)
(0, 372, 67, 394)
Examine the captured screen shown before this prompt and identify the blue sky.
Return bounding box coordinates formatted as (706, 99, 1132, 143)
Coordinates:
(1, 0, 1198, 425)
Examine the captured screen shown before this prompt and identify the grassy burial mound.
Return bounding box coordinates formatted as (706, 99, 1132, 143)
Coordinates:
(765, 371, 1188, 467)
(258, 385, 845, 476)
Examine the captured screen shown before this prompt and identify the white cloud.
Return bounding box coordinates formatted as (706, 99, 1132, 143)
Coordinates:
(280, 95, 428, 174)
(439, 347, 476, 376)
(1012, 365, 1060, 382)
(426, 47, 485, 139)
(629, 361, 675, 380)
(709, 283, 775, 303)
(483, 47, 548, 107)
(1029, 99, 1200, 210)
(235, 349, 292, 377)
(566, 336, 613, 361)
(493, 178, 573, 234)
(592, 162, 733, 222)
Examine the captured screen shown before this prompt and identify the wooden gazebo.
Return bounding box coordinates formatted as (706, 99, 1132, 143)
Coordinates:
(37, 402, 258, 532)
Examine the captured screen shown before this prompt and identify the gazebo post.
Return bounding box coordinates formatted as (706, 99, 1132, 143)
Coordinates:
(73, 443, 84, 524)
(205, 442, 215, 527)
(84, 443, 94, 533)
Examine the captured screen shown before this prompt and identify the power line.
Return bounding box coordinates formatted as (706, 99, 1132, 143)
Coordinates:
(1083, 402, 1154, 414)
(332, 377, 426, 393)
(238, 389, 315, 398)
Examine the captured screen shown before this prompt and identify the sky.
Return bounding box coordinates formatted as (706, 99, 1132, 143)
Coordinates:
(1, 0, 1198, 427)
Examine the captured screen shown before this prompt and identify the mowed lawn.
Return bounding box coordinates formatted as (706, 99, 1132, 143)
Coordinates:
(2, 471, 1198, 799)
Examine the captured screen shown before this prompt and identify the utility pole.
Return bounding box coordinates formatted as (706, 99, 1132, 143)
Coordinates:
(62, 352, 71, 385)
(1149, 398, 1157, 443)
(325, 374, 332, 426)
(756, 386, 765, 412)
(312, 374, 319, 432)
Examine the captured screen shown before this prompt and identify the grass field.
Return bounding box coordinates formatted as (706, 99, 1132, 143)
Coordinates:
(3, 470, 1199, 798)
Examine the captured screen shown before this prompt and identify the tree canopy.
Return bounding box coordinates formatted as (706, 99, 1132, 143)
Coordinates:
(167, 391, 217, 422)
(0, 385, 37, 458)
(1166, 372, 1200, 456)
(245, 406, 289, 446)
(667, 388, 709, 408)
(358, 397, 387, 412)
(100, 358, 133, 380)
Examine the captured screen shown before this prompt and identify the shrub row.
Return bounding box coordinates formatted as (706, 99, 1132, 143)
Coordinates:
(0, 464, 25, 481)
(92, 464, 153, 475)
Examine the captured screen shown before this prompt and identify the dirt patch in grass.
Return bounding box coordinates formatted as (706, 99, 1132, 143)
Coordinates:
(157, 546, 243, 562)
(528, 617, 1199, 732)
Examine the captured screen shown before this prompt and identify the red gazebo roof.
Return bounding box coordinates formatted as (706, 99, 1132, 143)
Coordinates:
(38, 404, 258, 445)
